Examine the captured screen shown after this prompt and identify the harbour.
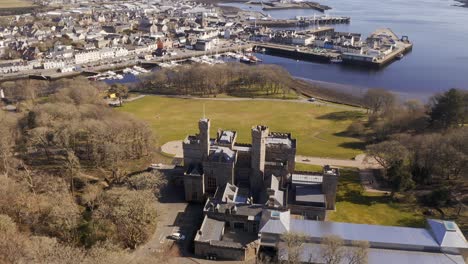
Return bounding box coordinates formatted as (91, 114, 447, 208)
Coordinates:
(2, 0, 467, 97)
(219, 0, 468, 96)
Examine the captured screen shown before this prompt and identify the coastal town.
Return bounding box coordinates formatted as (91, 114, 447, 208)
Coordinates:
(1, 0, 467, 264)
(0, 0, 411, 81)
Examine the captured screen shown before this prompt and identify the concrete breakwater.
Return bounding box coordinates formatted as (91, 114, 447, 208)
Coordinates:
(254, 43, 340, 63)
(248, 16, 350, 27)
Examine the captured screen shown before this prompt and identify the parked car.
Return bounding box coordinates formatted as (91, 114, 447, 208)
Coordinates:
(148, 163, 162, 170)
(308, 97, 316, 102)
(168, 232, 185, 241)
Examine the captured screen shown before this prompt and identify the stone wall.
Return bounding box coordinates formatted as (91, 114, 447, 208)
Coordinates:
(194, 239, 259, 261)
(203, 161, 235, 193)
(322, 173, 339, 210)
(184, 174, 205, 202)
(183, 142, 202, 168)
(289, 204, 326, 220)
(194, 240, 246, 261)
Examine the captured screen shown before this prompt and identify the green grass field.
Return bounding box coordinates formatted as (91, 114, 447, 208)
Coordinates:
(0, 0, 33, 8)
(328, 169, 426, 227)
(294, 163, 324, 172)
(119, 96, 365, 159)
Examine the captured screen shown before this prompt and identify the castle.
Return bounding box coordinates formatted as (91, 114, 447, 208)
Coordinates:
(181, 118, 468, 262)
(183, 118, 338, 217)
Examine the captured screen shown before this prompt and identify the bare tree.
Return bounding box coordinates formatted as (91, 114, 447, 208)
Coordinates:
(281, 232, 307, 264)
(127, 171, 167, 196)
(366, 140, 408, 170)
(65, 150, 80, 196)
(321, 235, 345, 264)
(346, 240, 369, 264)
(93, 188, 158, 249)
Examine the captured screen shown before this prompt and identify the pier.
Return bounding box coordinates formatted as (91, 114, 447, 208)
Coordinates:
(260, 1, 331, 12)
(253, 42, 340, 63)
(250, 16, 350, 27)
(342, 28, 413, 68)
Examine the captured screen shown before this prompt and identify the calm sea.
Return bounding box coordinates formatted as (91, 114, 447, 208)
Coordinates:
(220, 0, 468, 98)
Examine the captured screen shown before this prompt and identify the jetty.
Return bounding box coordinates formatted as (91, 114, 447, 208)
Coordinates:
(260, 1, 331, 12)
(253, 42, 341, 63)
(249, 16, 350, 27)
(342, 28, 413, 68)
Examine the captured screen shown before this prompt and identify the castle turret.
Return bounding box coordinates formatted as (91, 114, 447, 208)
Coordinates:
(199, 118, 210, 160)
(250, 125, 269, 194)
(322, 165, 339, 210)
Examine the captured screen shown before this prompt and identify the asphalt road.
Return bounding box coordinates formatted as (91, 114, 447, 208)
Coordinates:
(131, 180, 204, 261)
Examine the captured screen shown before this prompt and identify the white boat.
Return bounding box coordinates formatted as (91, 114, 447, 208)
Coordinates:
(190, 57, 202, 63)
(240, 56, 252, 63)
(330, 58, 343, 63)
(133, 65, 149, 73)
(115, 74, 124, 80)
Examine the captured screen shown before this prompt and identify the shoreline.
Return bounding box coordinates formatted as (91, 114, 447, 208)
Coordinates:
(297, 77, 433, 102)
(454, 0, 468, 7)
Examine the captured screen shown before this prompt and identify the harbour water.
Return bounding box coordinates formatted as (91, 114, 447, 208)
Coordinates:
(220, 0, 468, 98)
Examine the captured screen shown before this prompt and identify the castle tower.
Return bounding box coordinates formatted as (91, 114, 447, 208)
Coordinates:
(322, 165, 339, 210)
(198, 118, 210, 160)
(250, 125, 269, 194)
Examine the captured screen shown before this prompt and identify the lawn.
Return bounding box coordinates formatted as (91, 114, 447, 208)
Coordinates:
(295, 163, 324, 172)
(0, 0, 33, 8)
(327, 169, 426, 227)
(119, 96, 365, 159)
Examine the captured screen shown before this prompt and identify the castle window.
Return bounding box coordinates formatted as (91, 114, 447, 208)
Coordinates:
(207, 176, 216, 190)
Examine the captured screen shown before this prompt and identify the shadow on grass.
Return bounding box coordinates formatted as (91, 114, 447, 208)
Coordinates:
(337, 190, 392, 206)
(317, 111, 365, 121)
(336, 169, 391, 206)
(396, 217, 426, 228)
(338, 141, 366, 151)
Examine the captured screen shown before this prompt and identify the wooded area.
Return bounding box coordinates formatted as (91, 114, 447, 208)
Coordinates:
(0, 78, 166, 263)
(137, 63, 294, 97)
(353, 88, 467, 227)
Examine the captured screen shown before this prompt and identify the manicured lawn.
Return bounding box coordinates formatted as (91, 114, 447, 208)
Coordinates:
(0, 0, 33, 8)
(295, 163, 324, 172)
(327, 169, 426, 227)
(119, 96, 365, 158)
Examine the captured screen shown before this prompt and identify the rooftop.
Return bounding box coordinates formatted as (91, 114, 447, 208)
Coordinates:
(291, 173, 324, 185)
(208, 146, 236, 162)
(218, 130, 236, 145)
(278, 243, 466, 264)
(288, 219, 440, 249)
(196, 215, 225, 242)
(295, 185, 325, 206)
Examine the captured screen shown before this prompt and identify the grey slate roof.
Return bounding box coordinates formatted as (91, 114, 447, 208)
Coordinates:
(208, 146, 236, 162)
(278, 243, 466, 264)
(218, 130, 235, 145)
(427, 219, 468, 249)
(288, 219, 440, 249)
(196, 215, 225, 242)
(295, 185, 325, 205)
(259, 209, 290, 234)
